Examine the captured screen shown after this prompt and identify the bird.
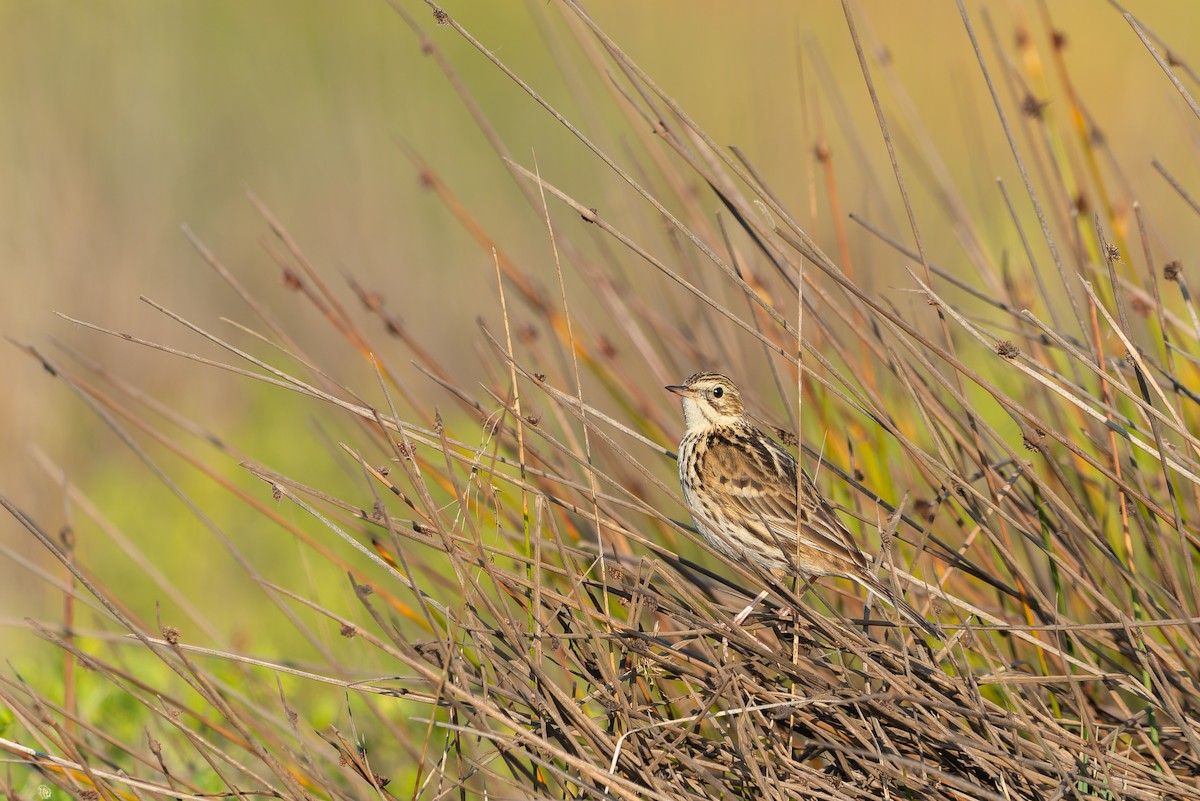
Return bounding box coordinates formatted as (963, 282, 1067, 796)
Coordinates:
(666, 371, 940, 637)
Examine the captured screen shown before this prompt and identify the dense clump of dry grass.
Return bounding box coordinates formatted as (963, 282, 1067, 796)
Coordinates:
(6, 2, 1200, 799)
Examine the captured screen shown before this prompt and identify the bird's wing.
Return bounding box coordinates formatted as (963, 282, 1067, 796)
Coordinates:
(702, 431, 869, 570)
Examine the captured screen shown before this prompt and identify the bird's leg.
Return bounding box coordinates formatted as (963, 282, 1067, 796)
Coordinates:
(793, 575, 816, 598)
(777, 574, 816, 621)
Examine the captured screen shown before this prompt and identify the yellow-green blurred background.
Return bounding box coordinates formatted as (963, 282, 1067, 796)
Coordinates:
(3, 1, 1199, 661)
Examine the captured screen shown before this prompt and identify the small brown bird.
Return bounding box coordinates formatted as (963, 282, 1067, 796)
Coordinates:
(667, 372, 939, 637)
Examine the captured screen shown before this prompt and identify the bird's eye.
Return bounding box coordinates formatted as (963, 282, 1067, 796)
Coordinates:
(712, 386, 724, 398)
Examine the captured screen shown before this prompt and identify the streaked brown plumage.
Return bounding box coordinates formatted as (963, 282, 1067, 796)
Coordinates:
(667, 372, 939, 637)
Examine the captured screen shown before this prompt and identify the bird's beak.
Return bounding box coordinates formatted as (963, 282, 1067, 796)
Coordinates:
(665, 384, 693, 397)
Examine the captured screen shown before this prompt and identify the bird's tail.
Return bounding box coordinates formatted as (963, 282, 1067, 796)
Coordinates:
(855, 575, 943, 639)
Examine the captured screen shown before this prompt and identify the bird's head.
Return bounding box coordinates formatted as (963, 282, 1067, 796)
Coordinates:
(665, 372, 746, 430)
